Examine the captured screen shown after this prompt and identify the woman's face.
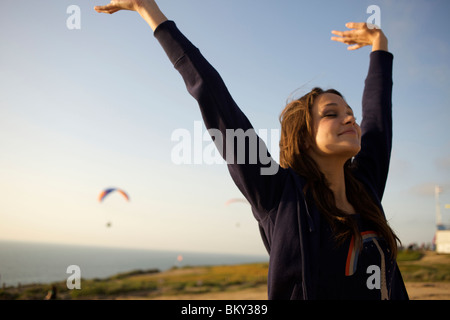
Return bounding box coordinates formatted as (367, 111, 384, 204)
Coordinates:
(307, 92, 361, 162)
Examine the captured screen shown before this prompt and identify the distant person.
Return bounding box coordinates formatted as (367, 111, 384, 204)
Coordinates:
(45, 285, 57, 300)
(95, 0, 408, 299)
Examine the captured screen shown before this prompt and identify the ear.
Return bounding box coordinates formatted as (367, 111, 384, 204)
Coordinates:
(304, 141, 310, 150)
(303, 136, 313, 151)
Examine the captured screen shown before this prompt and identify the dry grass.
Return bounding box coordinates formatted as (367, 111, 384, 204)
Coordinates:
(1, 251, 449, 300)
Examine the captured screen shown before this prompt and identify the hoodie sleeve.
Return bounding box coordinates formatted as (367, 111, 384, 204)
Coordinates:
(354, 50, 394, 201)
(153, 20, 287, 217)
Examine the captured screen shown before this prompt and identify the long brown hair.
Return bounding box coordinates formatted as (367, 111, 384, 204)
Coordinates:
(279, 87, 399, 257)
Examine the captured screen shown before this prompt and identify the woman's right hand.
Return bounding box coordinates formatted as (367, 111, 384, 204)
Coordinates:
(95, 0, 166, 31)
(94, 0, 151, 14)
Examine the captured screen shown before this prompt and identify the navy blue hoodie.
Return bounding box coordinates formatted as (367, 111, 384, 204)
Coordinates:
(154, 20, 409, 300)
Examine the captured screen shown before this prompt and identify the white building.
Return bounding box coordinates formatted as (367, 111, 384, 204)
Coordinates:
(435, 230, 450, 254)
(434, 186, 450, 254)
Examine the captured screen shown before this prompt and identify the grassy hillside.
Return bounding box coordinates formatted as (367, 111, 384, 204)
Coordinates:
(0, 263, 269, 300)
(397, 250, 450, 282)
(1, 250, 449, 300)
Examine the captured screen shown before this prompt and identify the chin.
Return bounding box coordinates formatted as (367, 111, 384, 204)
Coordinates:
(341, 145, 361, 159)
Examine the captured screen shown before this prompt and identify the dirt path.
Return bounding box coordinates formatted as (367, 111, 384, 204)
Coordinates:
(123, 282, 449, 300)
(405, 282, 450, 300)
(148, 285, 268, 300)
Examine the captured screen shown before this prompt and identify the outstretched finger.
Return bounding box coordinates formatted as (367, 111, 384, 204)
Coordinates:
(94, 5, 108, 12)
(345, 22, 366, 30)
(331, 29, 358, 38)
(94, 4, 119, 14)
(331, 30, 352, 36)
(330, 36, 346, 43)
(331, 30, 342, 36)
(347, 44, 363, 51)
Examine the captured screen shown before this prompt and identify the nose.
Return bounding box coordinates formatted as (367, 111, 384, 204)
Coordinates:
(343, 113, 356, 125)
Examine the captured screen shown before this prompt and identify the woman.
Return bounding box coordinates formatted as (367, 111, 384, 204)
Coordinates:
(95, 0, 408, 300)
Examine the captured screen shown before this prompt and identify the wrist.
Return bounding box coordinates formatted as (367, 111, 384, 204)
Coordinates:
(371, 31, 388, 52)
(135, 0, 155, 12)
(136, 1, 167, 31)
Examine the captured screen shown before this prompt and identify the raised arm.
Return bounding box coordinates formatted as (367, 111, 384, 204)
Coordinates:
(332, 22, 393, 200)
(95, 0, 287, 216)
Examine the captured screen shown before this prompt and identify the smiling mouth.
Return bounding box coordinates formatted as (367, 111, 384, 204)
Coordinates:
(339, 129, 357, 136)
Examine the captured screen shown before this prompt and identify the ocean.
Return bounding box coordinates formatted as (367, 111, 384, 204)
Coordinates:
(0, 240, 268, 287)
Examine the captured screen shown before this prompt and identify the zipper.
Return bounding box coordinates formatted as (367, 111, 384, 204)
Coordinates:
(303, 192, 315, 233)
(297, 197, 308, 300)
(292, 171, 315, 233)
(298, 190, 316, 300)
(292, 170, 316, 299)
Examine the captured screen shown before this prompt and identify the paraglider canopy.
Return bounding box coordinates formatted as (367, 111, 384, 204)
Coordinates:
(98, 188, 130, 202)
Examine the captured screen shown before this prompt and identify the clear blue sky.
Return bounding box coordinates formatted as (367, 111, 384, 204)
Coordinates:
(1, 0, 449, 255)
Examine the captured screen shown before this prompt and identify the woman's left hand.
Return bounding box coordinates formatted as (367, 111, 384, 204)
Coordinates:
(331, 22, 388, 52)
